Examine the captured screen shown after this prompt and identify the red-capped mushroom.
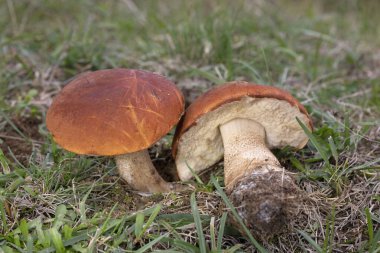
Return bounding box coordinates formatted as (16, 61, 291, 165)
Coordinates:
(47, 69, 184, 192)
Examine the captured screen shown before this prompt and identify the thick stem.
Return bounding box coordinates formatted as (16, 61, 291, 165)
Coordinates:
(115, 150, 173, 192)
(219, 118, 299, 237)
(219, 118, 281, 191)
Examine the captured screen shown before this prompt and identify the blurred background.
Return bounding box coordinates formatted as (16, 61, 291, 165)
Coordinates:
(1, 0, 379, 110)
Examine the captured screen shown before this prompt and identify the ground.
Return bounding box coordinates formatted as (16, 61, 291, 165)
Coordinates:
(0, 0, 379, 252)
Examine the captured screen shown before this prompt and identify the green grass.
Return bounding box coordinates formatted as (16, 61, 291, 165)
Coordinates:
(1, 0, 380, 252)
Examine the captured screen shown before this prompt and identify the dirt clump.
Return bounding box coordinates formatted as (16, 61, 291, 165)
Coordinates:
(228, 169, 302, 239)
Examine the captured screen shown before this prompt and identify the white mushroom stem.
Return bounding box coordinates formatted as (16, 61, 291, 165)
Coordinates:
(115, 150, 173, 192)
(219, 118, 300, 236)
(220, 118, 282, 191)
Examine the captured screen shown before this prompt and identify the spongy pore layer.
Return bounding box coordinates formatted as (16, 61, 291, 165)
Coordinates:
(175, 97, 310, 181)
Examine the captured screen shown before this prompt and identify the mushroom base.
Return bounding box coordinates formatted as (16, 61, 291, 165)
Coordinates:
(116, 150, 179, 193)
(228, 165, 301, 239)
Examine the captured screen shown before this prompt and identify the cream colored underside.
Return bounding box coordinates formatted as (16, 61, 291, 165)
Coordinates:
(175, 97, 310, 181)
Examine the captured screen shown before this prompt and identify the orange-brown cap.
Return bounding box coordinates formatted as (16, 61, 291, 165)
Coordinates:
(172, 81, 312, 157)
(46, 69, 184, 156)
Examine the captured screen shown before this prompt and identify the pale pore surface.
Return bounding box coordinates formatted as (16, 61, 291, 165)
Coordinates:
(176, 97, 310, 181)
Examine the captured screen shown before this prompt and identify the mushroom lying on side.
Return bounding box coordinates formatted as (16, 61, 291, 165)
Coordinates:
(46, 69, 184, 192)
(172, 82, 312, 236)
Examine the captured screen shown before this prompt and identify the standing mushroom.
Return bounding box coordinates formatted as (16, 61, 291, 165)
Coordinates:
(47, 69, 184, 192)
(172, 82, 312, 236)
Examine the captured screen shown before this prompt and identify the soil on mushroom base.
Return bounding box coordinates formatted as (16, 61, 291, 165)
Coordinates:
(228, 167, 302, 240)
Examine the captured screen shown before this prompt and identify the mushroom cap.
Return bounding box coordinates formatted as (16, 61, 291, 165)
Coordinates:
(46, 69, 184, 156)
(172, 82, 312, 181)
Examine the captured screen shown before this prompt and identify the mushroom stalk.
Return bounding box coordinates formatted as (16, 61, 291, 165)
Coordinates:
(115, 150, 173, 192)
(220, 118, 281, 190)
(219, 118, 299, 236)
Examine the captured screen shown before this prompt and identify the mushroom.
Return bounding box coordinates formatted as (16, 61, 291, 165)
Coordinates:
(172, 82, 312, 236)
(46, 69, 185, 192)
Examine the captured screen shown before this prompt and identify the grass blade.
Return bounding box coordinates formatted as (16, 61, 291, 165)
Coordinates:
(289, 157, 307, 173)
(185, 161, 204, 185)
(26, 235, 33, 252)
(135, 233, 168, 253)
(225, 244, 242, 253)
(138, 204, 162, 239)
(158, 213, 211, 224)
(0, 149, 11, 174)
(297, 117, 330, 164)
(152, 251, 183, 253)
(161, 237, 200, 253)
(134, 212, 145, 239)
(0, 200, 8, 232)
(158, 220, 182, 240)
(6, 177, 25, 193)
(39, 230, 94, 253)
(189, 69, 225, 84)
(77, 183, 95, 223)
(19, 219, 29, 238)
(217, 212, 228, 251)
(210, 217, 216, 251)
(323, 207, 335, 253)
(0, 111, 27, 139)
(369, 228, 380, 252)
(297, 230, 323, 253)
(211, 176, 267, 253)
(190, 192, 207, 253)
(49, 227, 65, 253)
(328, 136, 338, 163)
(365, 208, 374, 244)
(342, 157, 380, 175)
(343, 114, 351, 148)
(53, 204, 67, 229)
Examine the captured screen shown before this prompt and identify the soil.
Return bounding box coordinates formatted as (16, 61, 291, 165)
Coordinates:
(228, 167, 302, 240)
(0, 116, 43, 167)
(150, 148, 179, 182)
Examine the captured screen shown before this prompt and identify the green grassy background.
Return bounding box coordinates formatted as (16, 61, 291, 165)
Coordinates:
(0, 0, 379, 252)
